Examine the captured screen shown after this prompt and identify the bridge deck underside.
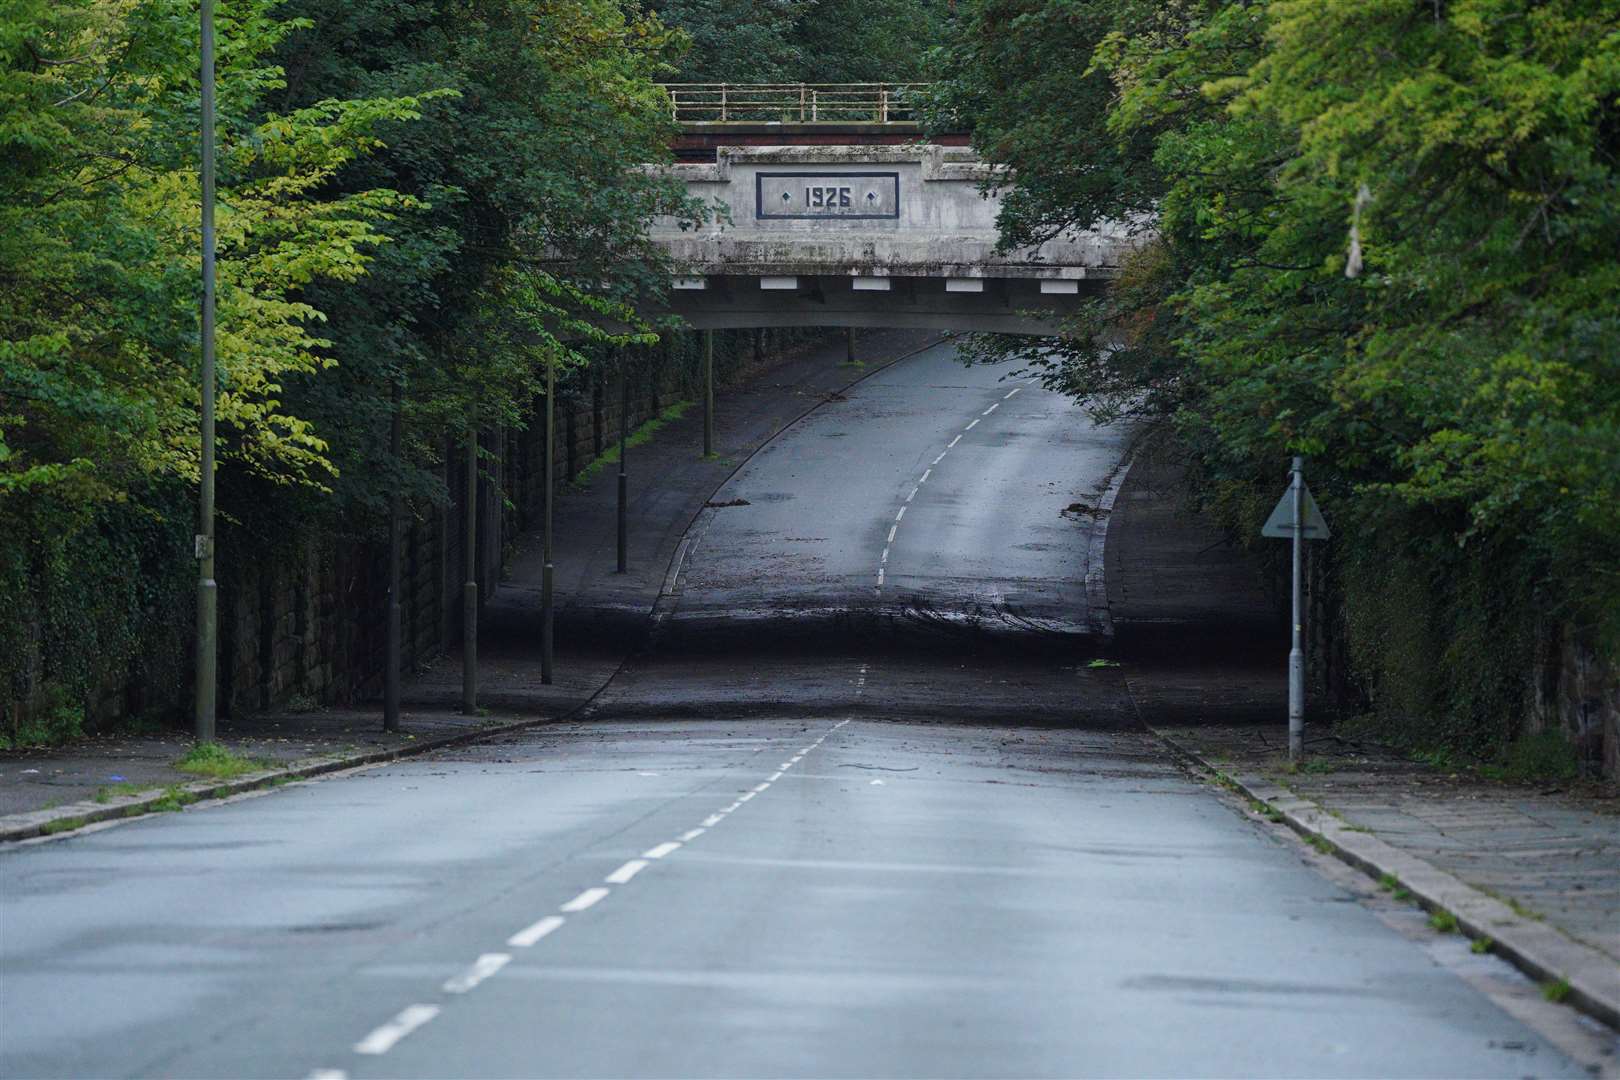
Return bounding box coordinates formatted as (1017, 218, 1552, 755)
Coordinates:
(656, 274, 1098, 334)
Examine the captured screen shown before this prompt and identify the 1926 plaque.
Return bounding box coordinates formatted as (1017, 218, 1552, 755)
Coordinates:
(756, 172, 901, 220)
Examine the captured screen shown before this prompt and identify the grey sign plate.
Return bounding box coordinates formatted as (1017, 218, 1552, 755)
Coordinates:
(757, 172, 900, 220)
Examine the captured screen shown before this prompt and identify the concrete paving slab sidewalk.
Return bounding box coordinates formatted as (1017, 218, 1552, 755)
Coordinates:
(1107, 435, 1620, 1031)
(0, 328, 944, 840)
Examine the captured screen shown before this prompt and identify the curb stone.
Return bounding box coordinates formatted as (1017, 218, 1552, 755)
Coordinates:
(1154, 728, 1620, 1033)
(0, 695, 615, 845)
(0, 333, 951, 847)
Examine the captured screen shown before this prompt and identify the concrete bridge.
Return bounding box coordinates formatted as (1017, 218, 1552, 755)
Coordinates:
(645, 85, 1135, 334)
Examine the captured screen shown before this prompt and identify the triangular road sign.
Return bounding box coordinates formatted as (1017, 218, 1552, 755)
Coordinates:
(1262, 482, 1330, 540)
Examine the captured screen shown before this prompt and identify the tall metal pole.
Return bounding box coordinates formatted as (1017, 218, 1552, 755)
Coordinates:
(617, 360, 628, 574)
(1288, 456, 1305, 763)
(194, 0, 218, 742)
(702, 329, 714, 457)
(384, 380, 403, 731)
(846, 326, 857, 365)
(540, 362, 555, 684)
(461, 426, 478, 714)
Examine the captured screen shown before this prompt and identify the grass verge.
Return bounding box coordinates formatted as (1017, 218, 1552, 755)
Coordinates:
(573, 400, 694, 487)
(174, 742, 266, 780)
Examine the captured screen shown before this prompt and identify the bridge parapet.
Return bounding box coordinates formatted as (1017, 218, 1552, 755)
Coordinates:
(645, 142, 1136, 333)
(661, 83, 927, 125)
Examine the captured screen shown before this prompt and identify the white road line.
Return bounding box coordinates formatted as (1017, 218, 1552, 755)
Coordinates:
(779, 761, 794, 769)
(801, 746, 815, 754)
(947, 435, 961, 448)
(906, 486, 918, 502)
(561, 887, 610, 912)
(769, 771, 784, 781)
(965, 418, 980, 430)
(443, 952, 510, 994)
(983, 403, 999, 415)
(920, 468, 931, 483)
(680, 827, 707, 842)
(887, 524, 898, 543)
(724, 801, 743, 812)
(1005, 387, 1021, 399)
(752, 782, 771, 793)
(880, 548, 889, 565)
(606, 860, 649, 884)
(895, 506, 906, 521)
(507, 915, 565, 948)
(308, 1070, 347, 1079)
(354, 1005, 440, 1055)
(932, 451, 947, 465)
(876, 568, 885, 585)
(702, 813, 725, 827)
(738, 791, 757, 803)
(644, 841, 682, 859)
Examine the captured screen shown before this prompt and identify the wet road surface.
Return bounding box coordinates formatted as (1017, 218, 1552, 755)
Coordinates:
(0, 342, 1605, 1078)
(669, 340, 1130, 640)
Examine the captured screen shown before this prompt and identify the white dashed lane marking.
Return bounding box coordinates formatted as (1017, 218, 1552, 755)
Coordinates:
(354, 1005, 441, 1055)
(444, 953, 510, 994)
(507, 915, 564, 948)
(331, 717, 852, 1066)
(605, 860, 649, 884)
(561, 887, 610, 912)
(965, 418, 980, 430)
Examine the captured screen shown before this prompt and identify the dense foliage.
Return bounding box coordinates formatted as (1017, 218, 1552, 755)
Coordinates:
(652, 0, 950, 83)
(1, 0, 695, 735)
(933, 0, 1620, 759)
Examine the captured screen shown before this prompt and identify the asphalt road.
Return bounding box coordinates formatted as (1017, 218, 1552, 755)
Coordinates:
(0, 342, 1602, 1078)
(669, 340, 1130, 641)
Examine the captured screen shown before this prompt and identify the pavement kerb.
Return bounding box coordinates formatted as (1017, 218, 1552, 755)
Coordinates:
(1153, 728, 1620, 1032)
(0, 332, 951, 848)
(0, 689, 621, 845)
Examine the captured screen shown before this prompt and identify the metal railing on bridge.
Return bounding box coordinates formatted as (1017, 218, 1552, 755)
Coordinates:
(660, 83, 929, 124)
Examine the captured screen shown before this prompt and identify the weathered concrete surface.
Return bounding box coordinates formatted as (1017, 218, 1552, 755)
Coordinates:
(647, 145, 1138, 332)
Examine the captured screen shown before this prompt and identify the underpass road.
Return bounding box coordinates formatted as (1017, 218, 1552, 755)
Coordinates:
(0, 341, 1606, 1078)
(673, 340, 1130, 633)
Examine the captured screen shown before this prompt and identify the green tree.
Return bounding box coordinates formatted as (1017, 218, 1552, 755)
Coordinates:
(933, 0, 1620, 759)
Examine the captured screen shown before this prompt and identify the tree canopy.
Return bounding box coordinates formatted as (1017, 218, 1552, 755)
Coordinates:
(933, 0, 1620, 754)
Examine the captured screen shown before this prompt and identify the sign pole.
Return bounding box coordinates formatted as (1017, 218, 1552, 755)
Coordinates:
(1288, 456, 1305, 763)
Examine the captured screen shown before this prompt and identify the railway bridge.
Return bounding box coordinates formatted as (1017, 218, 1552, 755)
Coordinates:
(645, 84, 1134, 334)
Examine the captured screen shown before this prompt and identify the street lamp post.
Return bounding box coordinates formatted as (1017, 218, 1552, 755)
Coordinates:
(541, 360, 555, 684)
(194, 0, 218, 742)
